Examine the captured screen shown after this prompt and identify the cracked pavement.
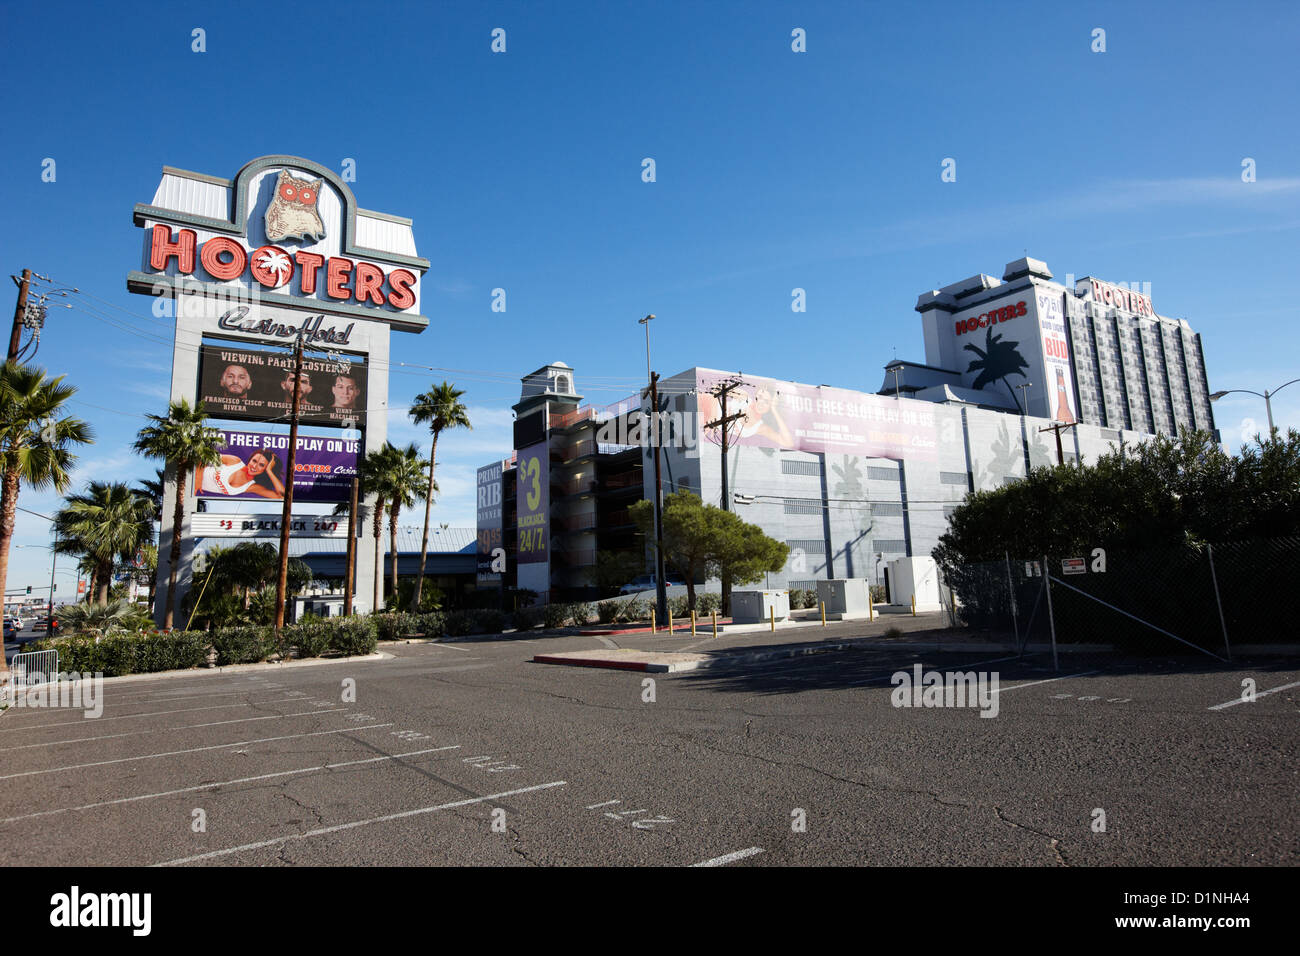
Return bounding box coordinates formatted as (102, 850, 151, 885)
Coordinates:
(0, 631, 1295, 866)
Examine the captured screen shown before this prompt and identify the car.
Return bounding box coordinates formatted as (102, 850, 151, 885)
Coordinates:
(619, 574, 686, 594)
(30, 616, 59, 636)
(3, 620, 16, 643)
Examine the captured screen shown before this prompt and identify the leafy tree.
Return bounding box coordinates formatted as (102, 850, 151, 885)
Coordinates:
(53, 481, 155, 604)
(589, 548, 646, 593)
(964, 327, 1031, 412)
(630, 490, 789, 610)
(408, 382, 471, 609)
(932, 428, 1300, 571)
(0, 362, 92, 650)
(132, 400, 224, 629)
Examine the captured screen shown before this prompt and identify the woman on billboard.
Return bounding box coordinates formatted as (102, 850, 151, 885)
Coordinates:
(196, 451, 287, 500)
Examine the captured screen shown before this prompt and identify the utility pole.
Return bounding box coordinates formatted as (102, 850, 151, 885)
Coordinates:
(705, 377, 745, 615)
(274, 332, 305, 631)
(343, 476, 359, 615)
(1039, 421, 1076, 466)
(649, 371, 667, 625)
(9, 269, 31, 362)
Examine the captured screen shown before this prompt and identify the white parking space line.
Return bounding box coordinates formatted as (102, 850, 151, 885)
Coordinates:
(846, 654, 1023, 686)
(0, 746, 461, 824)
(423, 643, 474, 653)
(990, 671, 1100, 694)
(1208, 679, 1300, 711)
(153, 780, 569, 866)
(0, 697, 304, 732)
(113, 685, 286, 704)
(691, 847, 764, 867)
(0, 708, 350, 753)
(0, 723, 394, 781)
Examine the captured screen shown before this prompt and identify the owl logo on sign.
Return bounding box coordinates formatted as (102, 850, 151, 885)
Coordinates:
(264, 170, 325, 243)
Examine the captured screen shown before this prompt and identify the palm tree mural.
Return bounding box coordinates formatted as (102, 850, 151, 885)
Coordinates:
(964, 327, 1031, 412)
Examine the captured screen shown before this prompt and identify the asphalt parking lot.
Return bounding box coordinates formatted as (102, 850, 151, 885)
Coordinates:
(0, 630, 1295, 866)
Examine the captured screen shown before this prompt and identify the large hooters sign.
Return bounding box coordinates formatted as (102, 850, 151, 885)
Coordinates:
(127, 155, 430, 331)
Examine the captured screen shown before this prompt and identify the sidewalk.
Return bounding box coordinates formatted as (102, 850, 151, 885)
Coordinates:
(533, 612, 997, 673)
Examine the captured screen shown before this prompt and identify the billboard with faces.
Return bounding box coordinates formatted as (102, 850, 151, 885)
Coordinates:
(198, 343, 366, 428)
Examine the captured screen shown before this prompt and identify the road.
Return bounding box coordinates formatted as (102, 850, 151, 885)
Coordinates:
(1, 627, 1295, 866)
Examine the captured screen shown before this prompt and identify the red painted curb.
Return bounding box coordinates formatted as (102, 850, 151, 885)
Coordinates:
(533, 655, 649, 671)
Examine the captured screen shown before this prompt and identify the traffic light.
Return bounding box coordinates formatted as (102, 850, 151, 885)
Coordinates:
(26, 586, 31, 594)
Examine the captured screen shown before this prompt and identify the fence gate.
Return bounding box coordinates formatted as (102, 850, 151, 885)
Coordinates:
(11, 649, 58, 688)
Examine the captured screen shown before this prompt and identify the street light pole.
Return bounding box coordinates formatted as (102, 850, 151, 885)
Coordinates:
(1210, 379, 1300, 437)
(1015, 382, 1033, 415)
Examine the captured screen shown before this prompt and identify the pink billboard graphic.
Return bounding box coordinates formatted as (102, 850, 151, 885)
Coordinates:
(695, 370, 937, 461)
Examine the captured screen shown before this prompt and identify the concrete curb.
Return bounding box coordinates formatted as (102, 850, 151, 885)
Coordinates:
(14, 651, 394, 690)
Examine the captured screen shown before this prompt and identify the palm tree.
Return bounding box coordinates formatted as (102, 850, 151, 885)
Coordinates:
(408, 382, 471, 609)
(53, 482, 155, 604)
(132, 400, 224, 629)
(379, 442, 431, 607)
(336, 444, 394, 613)
(964, 328, 1031, 412)
(0, 361, 93, 656)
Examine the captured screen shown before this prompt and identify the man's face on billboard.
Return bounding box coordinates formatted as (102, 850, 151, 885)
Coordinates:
(332, 375, 358, 408)
(281, 372, 312, 396)
(220, 365, 252, 396)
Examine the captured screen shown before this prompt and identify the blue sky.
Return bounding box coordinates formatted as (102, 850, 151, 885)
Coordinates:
(1, 0, 1298, 595)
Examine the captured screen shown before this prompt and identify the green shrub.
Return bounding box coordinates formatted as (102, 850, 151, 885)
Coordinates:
(211, 626, 276, 666)
(543, 603, 572, 629)
(285, 622, 331, 658)
(869, 585, 887, 605)
(133, 632, 210, 672)
(445, 610, 475, 636)
(330, 617, 377, 656)
(569, 603, 594, 626)
(417, 610, 447, 638)
(788, 588, 817, 610)
(596, 600, 621, 624)
(616, 598, 648, 623)
(668, 596, 689, 619)
(512, 606, 544, 631)
(374, 612, 421, 642)
(883, 626, 903, 639)
(35, 631, 212, 677)
(695, 593, 722, 616)
(470, 609, 507, 634)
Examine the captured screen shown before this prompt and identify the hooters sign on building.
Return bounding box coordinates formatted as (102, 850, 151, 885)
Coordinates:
(129, 155, 429, 622)
(128, 155, 429, 331)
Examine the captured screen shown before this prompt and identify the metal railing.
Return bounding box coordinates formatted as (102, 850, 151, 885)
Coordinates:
(11, 648, 59, 688)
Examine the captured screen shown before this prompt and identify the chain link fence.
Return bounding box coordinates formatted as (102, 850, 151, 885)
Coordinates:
(938, 537, 1300, 665)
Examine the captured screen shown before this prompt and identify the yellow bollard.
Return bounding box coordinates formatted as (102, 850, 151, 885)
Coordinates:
(668, 607, 674, 634)
(651, 608, 656, 633)
(712, 610, 717, 639)
(770, 605, 776, 632)
(869, 599, 874, 622)
(691, 610, 697, 637)
(911, 594, 916, 617)
(820, 601, 826, 627)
